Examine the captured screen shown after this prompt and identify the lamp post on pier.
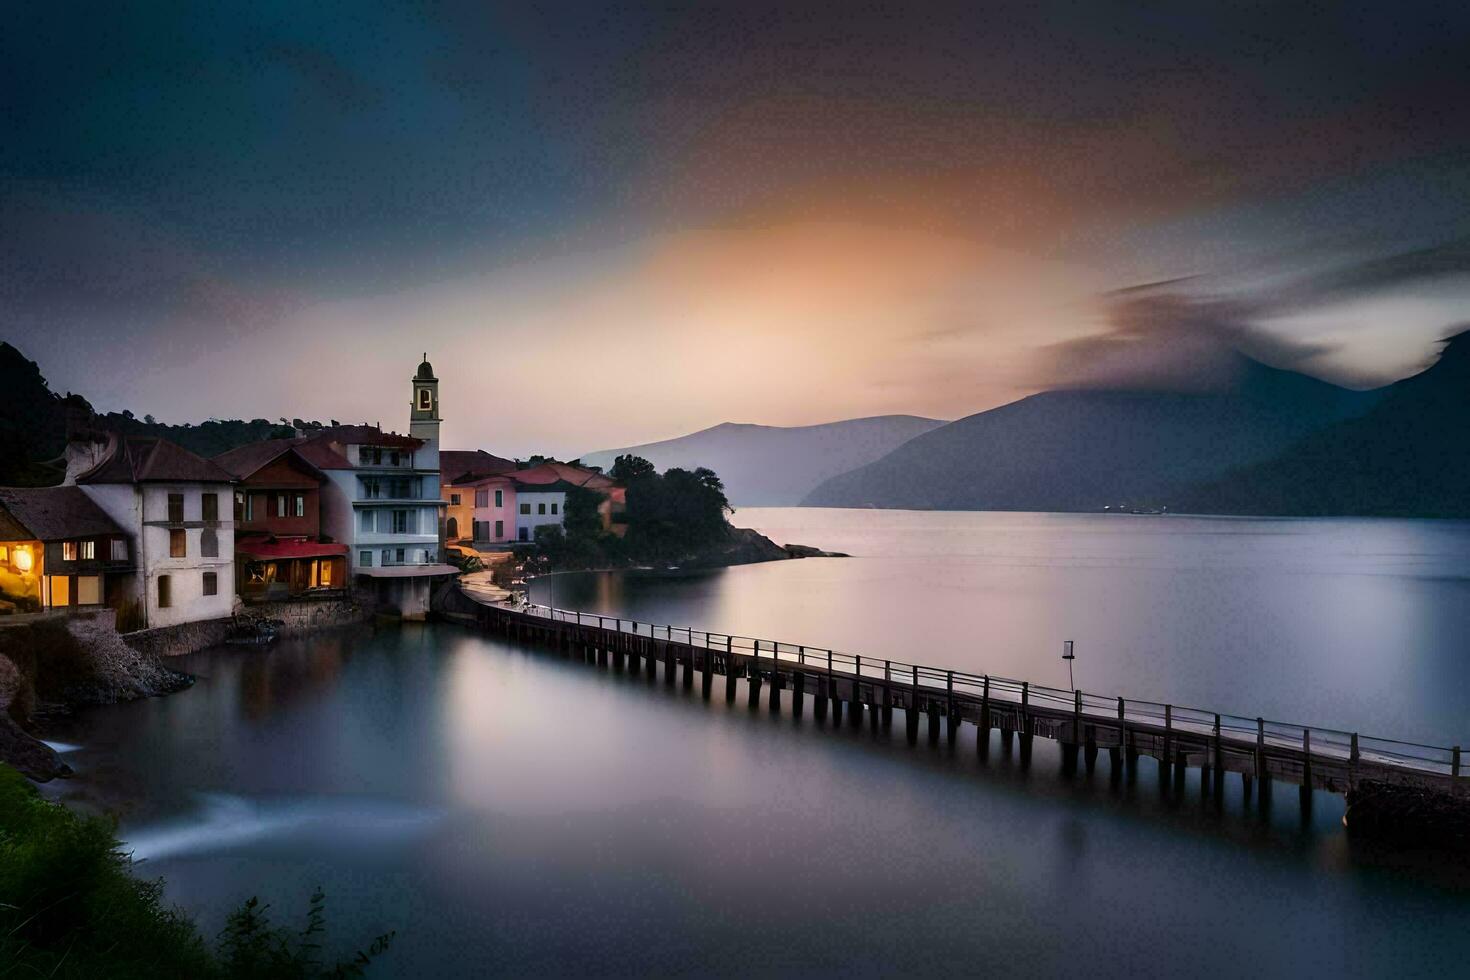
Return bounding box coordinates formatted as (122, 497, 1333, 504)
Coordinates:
(1062, 640, 1076, 691)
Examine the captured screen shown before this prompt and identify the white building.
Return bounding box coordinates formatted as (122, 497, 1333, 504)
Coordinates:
(65, 434, 237, 629)
(304, 357, 455, 617)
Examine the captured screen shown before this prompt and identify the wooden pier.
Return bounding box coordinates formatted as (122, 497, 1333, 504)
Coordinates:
(452, 596, 1469, 822)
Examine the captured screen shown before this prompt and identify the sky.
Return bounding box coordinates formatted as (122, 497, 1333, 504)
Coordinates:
(3, 1, 1470, 458)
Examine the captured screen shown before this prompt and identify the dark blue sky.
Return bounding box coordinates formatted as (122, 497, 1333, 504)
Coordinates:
(4, 2, 1469, 455)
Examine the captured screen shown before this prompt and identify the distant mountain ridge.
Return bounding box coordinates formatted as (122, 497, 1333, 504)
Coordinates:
(580, 415, 945, 506)
(802, 354, 1382, 512)
(1176, 331, 1470, 517)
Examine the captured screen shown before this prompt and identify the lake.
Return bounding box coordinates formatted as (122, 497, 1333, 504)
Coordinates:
(39, 509, 1470, 978)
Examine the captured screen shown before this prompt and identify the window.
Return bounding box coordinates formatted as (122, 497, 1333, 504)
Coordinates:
(77, 576, 100, 605)
(167, 493, 184, 523)
(417, 387, 432, 411)
(80, 540, 95, 560)
(494, 519, 504, 539)
(111, 539, 128, 561)
(362, 477, 381, 499)
(294, 494, 305, 518)
(201, 529, 218, 558)
(49, 575, 70, 606)
(537, 503, 546, 515)
(520, 503, 530, 515)
(234, 491, 245, 521)
(169, 529, 186, 558)
(63, 541, 78, 561)
(495, 489, 503, 508)
(381, 549, 391, 566)
(550, 502, 558, 516)
(276, 494, 286, 517)
(395, 548, 405, 564)
(518, 526, 529, 542)
(244, 494, 255, 521)
(450, 493, 461, 506)
(360, 510, 375, 532)
(202, 493, 218, 522)
(391, 510, 409, 534)
(390, 451, 400, 466)
(157, 574, 171, 608)
(202, 571, 218, 596)
(474, 489, 488, 507)
(0, 545, 8, 563)
(360, 550, 372, 567)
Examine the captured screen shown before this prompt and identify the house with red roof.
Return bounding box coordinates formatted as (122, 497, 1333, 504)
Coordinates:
(61, 431, 237, 629)
(443, 459, 625, 547)
(213, 440, 347, 601)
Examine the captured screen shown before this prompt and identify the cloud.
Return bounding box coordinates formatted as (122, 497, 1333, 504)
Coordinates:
(1041, 287, 1343, 392)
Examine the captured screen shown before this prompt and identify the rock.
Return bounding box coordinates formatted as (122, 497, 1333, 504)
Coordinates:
(1344, 780, 1470, 850)
(783, 543, 850, 559)
(0, 714, 70, 781)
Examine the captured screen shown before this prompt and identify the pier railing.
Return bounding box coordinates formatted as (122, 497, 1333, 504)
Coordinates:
(514, 602, 1465, 781)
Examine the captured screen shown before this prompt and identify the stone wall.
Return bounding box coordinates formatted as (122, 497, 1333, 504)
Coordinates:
(122, 617, 231, 659)
(250, 594, 376, 632)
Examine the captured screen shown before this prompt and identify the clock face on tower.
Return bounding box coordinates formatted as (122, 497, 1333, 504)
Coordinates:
(417, 387, 433, 412)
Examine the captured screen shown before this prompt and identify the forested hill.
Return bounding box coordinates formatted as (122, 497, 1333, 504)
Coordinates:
(0, 342, 299, 486)
(802, 353, 1380, 512)
(1175, 331, 1470, 517)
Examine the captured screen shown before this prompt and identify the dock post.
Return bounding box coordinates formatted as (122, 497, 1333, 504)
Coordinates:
(725, 637, 736, 703)
(815, 677, 828, 721)
(645, 637, 657, 679)
(1300, 728, 1313, 810)
(1021, 682, 1030, 737)
(927, 707, 940, 743)
(701, 638, 712, 700)
(793, 670, 805, 718)
(881, 661, 893, 728)
(768, 644, 782, 713)
(747, 641, 762, 707)
(946, 671, 958, 744)
(683, 647, 694, 690)
(1453, 745, 1461, 778)
(829, 649, 841, 723)
(980, 676, 991, 739)
(848, 656, 862, 727)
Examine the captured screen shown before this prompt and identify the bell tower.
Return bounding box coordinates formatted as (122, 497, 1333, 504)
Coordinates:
(410, 353, 440, 472)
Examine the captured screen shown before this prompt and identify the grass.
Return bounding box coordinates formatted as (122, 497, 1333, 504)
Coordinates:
(0, 765, 393, 978)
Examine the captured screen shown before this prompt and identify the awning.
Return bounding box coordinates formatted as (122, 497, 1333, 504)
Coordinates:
(236, 539, 349, 560)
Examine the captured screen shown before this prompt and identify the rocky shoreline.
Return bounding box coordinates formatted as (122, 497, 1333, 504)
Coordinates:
(0, 612, 192, 781)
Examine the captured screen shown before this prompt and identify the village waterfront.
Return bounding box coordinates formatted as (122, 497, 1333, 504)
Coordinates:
(38, 509, 1470, 978)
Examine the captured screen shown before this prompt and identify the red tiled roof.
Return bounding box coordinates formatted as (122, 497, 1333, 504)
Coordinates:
(509, 462, 617, 489)
(440, 450, 516, 483)
(75, 435, 235, 485)
(0, 486, 128, 541)
(212, 439, 322, 480)
(235, 538, 349, 560)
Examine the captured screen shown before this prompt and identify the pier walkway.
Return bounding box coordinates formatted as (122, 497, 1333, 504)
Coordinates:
(452, 595, 1468, 809)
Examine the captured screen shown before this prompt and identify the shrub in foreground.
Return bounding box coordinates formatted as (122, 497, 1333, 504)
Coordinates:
(0, 764, 393, 978)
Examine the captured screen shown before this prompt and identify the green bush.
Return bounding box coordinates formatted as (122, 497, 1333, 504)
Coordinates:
(0, 765, 393, 979)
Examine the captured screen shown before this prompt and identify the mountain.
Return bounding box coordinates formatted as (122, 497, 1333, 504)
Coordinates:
(1176, 332, 1470, 517)
(580, 416, 946, 506)
(802, 354, 1380, 512)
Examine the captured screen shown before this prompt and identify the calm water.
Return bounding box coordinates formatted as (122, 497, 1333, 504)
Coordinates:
(40, 510, 1470, 978)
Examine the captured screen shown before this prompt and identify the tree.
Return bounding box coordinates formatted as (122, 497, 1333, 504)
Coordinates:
(610, 454, 656, 483)
(563, 485, 603, 539)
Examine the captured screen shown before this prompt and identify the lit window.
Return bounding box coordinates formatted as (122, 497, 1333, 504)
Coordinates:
(295, 494, 305, 517)
(80, 540, 95, 560)
(276, 494, 286, 517)
(63, 541, 78, 561)
(76, 575, 100, 605)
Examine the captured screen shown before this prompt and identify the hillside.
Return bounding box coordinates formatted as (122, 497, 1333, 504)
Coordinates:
(1176, 331, 1470, 517)
(802, 355, 1380, 512)
(0, 342, 300, 485)
(580, 415, 945, 506)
